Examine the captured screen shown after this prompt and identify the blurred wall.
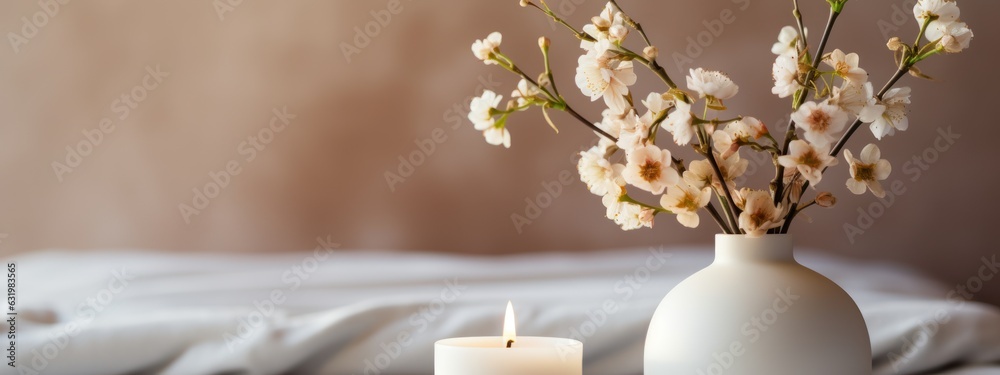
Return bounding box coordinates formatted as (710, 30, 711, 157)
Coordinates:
(1, 1, 998, 303)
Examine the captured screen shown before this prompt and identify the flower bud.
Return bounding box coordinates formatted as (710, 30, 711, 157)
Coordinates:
(519, 0, 531, 7)
(886, 37, 904, 51)
(536, 73, 550, 88)
(643, 46, 658, 60)
(538, 36, 550, 50)
(743, 116, 768, 139)
(816, 192, 837, 208)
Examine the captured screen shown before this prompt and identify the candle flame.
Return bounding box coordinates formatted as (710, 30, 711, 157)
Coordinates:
(503, 301, 516, 347)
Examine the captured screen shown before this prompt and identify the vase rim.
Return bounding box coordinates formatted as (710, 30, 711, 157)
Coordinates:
(713, 233, 796, 263)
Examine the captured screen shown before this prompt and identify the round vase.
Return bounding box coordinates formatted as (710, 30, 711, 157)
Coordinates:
(644, 234, 871, 374)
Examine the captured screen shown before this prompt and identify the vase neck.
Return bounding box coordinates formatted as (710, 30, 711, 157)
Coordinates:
(714, 234, 795, 264)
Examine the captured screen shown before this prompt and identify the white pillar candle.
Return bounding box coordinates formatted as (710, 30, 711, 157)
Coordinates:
(434, 302, 583, 375)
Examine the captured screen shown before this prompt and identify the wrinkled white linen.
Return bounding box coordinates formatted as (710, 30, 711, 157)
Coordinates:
(5, 247, 1000, 375)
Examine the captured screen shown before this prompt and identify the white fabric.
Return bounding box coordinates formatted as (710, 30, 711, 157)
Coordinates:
(6, 248, 1000, 375)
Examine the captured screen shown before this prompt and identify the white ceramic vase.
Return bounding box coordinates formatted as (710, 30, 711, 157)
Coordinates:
(644, 234, 871, 375)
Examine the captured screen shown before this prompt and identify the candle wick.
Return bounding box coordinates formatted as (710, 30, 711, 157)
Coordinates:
(506, 339, 514, 348)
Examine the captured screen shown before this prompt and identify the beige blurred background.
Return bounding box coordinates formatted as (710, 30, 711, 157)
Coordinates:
(1, 1, 997, 303)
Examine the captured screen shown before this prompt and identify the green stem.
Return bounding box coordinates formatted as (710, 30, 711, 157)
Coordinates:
(530, 1, 593, 42)
(792, 0, 808, 53)
(620, 194, 670, 213)
(495, 58, 618, 142)
(540, 43, 561, 100)
(914, 17, 934, 49)
(619, 49, 677, 89)
(693, 117, 743, 126)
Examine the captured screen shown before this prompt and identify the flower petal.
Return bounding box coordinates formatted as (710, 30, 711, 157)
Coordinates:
(846, 178, 867, 195)
(677, 212, 700, 228)
(860, 143, 881, 163)
(867, 180, 886, 198)
(875, 159, 892, 180)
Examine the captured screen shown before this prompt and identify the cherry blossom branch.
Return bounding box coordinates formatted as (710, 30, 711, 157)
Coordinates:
(829, 67, 909, 157)
(609, 0, 651, 46)
(607, 0, 678, 89)
(615, 48, 678, 89)
(774, 7, 842, 206)
(499, 60, 619, 142)
(781, 66, 911, 233)
(565, 104, 617, 142)
(526, 1, 594, 42)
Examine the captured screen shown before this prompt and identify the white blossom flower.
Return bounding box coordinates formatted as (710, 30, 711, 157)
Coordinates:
(772, 52, 803, 98)
(713, 117, 766, 159)
(844, 144, 892, 198)
(683, 159, 714, 191)
(581, 3, 626, 56)
(870, 87, 911, 140)
(660, 182, 712, 228)
(471, 32, 502, 65)
(578, 146, 625, 196)
(635, 206, 656, 229)
(683, 152, 747, 192)
(511, 79, 541, 107)
(602, 194, 654, 230)
(615, 110, 650, 153)
(829, 81, 883, 123)
(792, 101, 848, 147)
(595, 107, 626, 139)
(737, 189, 784, 237)
(777, 140, 838, 186)
(622, 144, 679, 195)
(740, 117, 769, 139)
(718, 150, 749, 187)
(632, 93, 674, 146)
(664, 100, 695, 146)
(482, 127, 511, 148)
(468, 90, 510, 148)
(927, 21, 973, 53)
(687, 68, 739, 101)
(712, 131, 738, 160)
(641, 92, 673, 119)
(468, 90, 502, 130)
(771, 26, 804, 56)
(824, 49, 867, 84)
(914, 0, 960, 27)
(576, 54, 637, 114)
